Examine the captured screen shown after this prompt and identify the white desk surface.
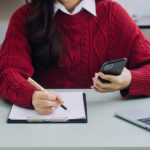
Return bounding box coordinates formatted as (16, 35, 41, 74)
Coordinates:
(0, 89, 150, 150)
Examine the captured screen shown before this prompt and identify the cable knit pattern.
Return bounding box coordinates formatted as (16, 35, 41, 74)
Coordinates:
(106, 2, 118, 61)
(0, 0, 150, 108)
(81, 22, 90, 87)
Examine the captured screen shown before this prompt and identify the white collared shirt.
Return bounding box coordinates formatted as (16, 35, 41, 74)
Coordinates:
(54, 0, 97, 16)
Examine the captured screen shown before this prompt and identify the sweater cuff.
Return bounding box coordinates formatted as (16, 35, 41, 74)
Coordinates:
(121, 70, 150, 97)
(16, 83, 37, 109)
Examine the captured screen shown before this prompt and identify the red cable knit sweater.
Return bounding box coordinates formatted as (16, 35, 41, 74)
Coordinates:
(0, 1, 150, 108)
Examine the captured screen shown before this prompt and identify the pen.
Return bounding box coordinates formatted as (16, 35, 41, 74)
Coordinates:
(27, 77, 68, 111)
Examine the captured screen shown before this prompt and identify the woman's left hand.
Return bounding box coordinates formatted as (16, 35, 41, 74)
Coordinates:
(91, 67, 132, 93)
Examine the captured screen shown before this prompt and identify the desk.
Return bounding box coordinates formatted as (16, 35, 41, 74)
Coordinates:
(136, 16, 150, 28)
(0, 89, 150, 150)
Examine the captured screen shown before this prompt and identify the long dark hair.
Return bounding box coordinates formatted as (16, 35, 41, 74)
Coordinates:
(26, 0, 63, 73)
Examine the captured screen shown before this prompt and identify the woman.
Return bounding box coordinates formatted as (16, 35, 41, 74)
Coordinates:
(0, 0, 150, 115)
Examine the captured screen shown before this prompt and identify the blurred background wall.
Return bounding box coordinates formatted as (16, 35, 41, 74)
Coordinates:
(0, 0, 24, 44)
(114, 0, 150, 17)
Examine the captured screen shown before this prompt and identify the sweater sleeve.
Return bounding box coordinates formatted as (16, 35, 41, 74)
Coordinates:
(0, 5, 37, 108)
(114, 3, 150, 97)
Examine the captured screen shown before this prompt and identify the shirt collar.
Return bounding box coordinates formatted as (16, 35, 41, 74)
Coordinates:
(54, 0, 97, 16)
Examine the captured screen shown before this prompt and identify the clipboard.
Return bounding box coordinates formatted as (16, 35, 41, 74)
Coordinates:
(7, 93, 87, 123)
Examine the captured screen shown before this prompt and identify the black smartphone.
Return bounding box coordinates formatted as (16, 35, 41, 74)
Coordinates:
(98, 58, 127, 83)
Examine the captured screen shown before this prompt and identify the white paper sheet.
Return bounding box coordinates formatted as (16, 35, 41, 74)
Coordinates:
(8, 92, 86, 121)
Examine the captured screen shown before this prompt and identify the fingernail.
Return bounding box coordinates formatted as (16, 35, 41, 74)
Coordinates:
(95, 73, 98, 76)
(99, 72, 103, 76)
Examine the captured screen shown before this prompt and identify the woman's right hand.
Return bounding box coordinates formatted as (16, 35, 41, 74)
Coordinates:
(32, 91, 64, 115)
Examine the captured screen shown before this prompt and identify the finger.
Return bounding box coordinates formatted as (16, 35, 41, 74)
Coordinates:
(94, 72, 99, 78)
(92, 75, 117, 92)
(99, 72, 117, 83)
(91, 85, 115, 93)
(56, 96, 64, 104)
(34, 100, 58, 108)
(93, 84, 106, 92)
(94, 84, 115, 93)
(95, 78, 119, 91)
(93, 76, 113, 90)
(43, 106, 57, 112)
(35, 106, 57, 115)
(49, 91, 62, 98)
(50, 106, 58, 112)
(35, 108, 54, 115)
(38, 91, 57, 101)
(91, 86, 99, 92)
(48, 91, 64, 104)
